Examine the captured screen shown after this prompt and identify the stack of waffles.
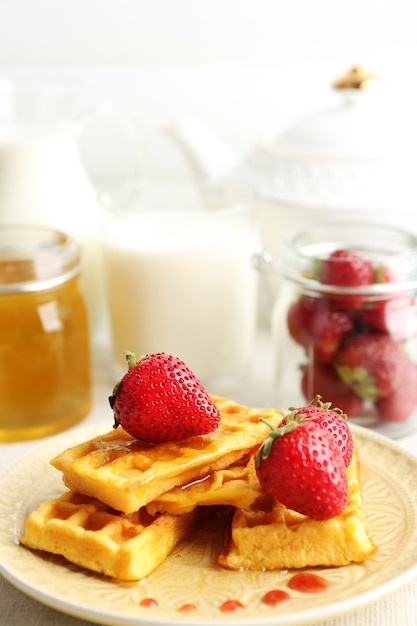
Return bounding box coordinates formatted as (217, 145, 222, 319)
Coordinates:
(20, 396, 376, 581)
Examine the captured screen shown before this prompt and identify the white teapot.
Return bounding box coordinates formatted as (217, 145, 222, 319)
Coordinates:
(167, 66, 416, 239)
(168, 66, 413, 207)
(167, 66, 417, 319)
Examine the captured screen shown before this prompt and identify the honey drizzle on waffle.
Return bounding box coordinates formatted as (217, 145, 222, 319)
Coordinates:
(51, 396, 284, 514)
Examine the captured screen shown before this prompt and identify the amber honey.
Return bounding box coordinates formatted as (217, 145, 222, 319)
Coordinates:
(0, 225, 91, 442)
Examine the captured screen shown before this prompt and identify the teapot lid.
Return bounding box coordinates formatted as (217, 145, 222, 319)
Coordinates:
(273, 65, 396, 159)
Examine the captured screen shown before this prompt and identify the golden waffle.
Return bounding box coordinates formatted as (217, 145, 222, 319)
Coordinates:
(20, 491, 200, 581)
(146, 452, 263, 515)
(51, 396, 284, 514)
(218, 446, 376, 570)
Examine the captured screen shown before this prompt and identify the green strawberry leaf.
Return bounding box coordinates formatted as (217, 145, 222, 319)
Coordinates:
(335, 364, 380, 401)
(255, 413, 304, 466)
(289, 394, 347, 420)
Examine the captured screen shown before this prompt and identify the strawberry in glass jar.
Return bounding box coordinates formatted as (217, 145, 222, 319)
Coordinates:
(272, 221, 417, 438)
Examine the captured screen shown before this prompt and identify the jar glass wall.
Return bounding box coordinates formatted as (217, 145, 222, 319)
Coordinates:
(272, 221, 417, 438)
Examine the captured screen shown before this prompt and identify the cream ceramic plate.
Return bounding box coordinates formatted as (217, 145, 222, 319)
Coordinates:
(0, 423, 417, 626)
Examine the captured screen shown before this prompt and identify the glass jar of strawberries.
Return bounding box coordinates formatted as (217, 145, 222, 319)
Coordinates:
(272, 221, 417, 438)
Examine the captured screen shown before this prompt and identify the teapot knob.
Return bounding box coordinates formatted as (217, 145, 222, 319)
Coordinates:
(332, 65, 385, 92)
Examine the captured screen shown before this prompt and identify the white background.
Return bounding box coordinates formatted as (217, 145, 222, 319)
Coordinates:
(0, 0, 416, 185)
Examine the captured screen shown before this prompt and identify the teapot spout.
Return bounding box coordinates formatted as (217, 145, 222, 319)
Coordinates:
(165, 116, 240, 189)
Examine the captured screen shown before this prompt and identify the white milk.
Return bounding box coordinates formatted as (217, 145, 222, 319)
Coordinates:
(102, 206, 259, 391)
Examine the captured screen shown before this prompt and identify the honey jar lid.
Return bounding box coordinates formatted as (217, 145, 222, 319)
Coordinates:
(0, 225, 81, 293)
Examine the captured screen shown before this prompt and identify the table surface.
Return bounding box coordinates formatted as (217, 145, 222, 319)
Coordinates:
(1, 331, 417, 626)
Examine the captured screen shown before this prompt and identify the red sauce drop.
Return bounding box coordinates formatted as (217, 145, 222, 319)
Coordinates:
(178, 603, 197, 612)
(288, 572, 329, 593)
(220, 599, 244, 612)
(262, 589, 291, 605)
(139, 597, 158, 608)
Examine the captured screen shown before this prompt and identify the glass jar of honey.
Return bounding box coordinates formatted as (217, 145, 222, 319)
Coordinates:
(272, 221, 417, 439)
(0, 225, 91, 442)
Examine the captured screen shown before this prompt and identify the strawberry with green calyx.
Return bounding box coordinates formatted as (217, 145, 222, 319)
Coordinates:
(335, 332, 406, 401)
(300, 362, 364, 418)
(282, 395, 353, 467)
(255, 418, 348, 520)
(289, 394, 347, 419)
(109, 351, 220, 443)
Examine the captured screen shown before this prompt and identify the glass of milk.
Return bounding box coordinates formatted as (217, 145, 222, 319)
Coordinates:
(101, 201, 260, 393)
